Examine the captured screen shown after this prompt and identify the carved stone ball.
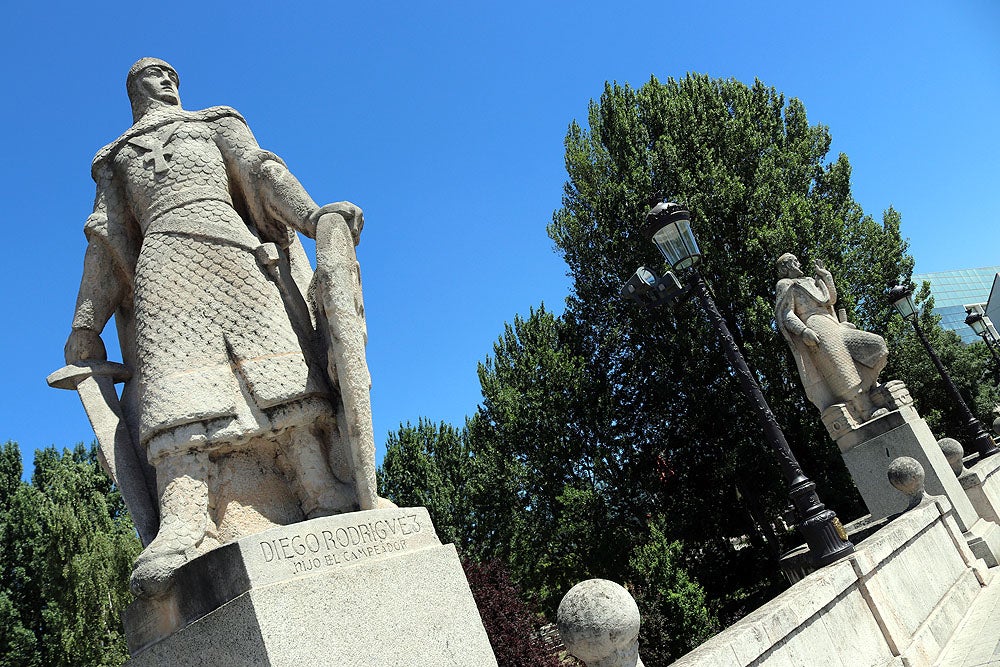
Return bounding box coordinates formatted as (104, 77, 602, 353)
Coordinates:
(887, 456, 925, 499)
(937, 437, 965, 476)
(557, 579, 640, 665)
(993, 416, 1000, 437)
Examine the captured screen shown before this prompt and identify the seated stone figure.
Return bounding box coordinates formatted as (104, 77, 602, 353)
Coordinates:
(59, 58, 391, 597)
(774, 253, 888, 425)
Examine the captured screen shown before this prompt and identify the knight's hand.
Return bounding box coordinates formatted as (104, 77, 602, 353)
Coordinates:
(313, 202, 364, 246)
(64, 329, 107, 364)
(802, 328, 820, 347)
(814, 259, 828, 273)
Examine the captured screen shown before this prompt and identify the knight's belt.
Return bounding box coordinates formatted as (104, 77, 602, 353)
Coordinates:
(142, 186, 234, 228)
(143, 188, 260, 252)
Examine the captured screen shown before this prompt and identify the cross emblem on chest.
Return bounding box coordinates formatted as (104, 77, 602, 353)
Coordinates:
(128, 121, 182, 175)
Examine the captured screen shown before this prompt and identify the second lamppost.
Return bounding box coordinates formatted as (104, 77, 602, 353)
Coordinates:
(965, 311, 1000, 382)
(889, 286, 999, 459)
(623, 202, 854, 567)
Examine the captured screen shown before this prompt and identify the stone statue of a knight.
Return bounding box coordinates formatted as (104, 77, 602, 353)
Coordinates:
(50, 58, 391, 597)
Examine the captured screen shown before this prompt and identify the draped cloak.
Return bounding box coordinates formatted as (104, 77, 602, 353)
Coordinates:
(775, 275, 887, 413)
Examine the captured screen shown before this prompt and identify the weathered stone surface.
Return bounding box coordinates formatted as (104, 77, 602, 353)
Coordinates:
(50, 57, 391, 601)
(939, 437, 966, 476)
(839, 407, 979, 531)
(775, 254, 888, 429)
(964, 516, 1000, 569)
(126, 509, 497, 667)
(125, 507, 440, 652)
(671, 499, 990, 667)
(557, 579, 643, 667)
(843, 410, 1000, 564)
(887, 456, 927, 510)
(960, 452, 1000, 524)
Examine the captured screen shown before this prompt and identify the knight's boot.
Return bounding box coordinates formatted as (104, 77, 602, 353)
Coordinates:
(130, 451, 211, 598)
(280, 427, 356, 518)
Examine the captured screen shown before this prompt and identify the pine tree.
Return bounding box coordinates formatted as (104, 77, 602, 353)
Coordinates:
(0, 443, 140, 666)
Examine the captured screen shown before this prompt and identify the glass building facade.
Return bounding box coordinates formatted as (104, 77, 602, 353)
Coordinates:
(912, 266, 1000, 344)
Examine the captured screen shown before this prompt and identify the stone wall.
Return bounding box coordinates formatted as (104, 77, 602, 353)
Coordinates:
(961, 453, 1000, 525)
(669, 498, 989, 667)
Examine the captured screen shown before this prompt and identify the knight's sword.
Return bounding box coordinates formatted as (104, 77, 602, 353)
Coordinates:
(47, 361, 158, 546)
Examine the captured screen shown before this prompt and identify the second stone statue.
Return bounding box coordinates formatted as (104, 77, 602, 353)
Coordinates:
(774, 253, 890, 435)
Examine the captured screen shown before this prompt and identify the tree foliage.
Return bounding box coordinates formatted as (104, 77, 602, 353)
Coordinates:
(379, 309, 622, 614)
(0, 443, 140, 667)
(381, 73, 998, 659)
(462, 559, 561, 667)
(466, 306, 628, 611)
(534, 75, 918, 618)
(378, 418, 477, 550)
(629, 519, 718, 666)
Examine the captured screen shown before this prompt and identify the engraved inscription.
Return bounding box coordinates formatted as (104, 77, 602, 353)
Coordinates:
(258, 513, 423, 576)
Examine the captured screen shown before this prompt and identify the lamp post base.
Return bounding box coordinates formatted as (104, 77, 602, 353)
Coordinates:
(789, 478, 855, 567)
(965, 418, 1000, 460)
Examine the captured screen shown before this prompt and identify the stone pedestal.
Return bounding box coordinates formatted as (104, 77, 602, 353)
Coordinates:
(674, 498, 992, 667)
(960, 453, 1000, 525)
(125, 507, 497, 666)
(835, 404, 1000, 566)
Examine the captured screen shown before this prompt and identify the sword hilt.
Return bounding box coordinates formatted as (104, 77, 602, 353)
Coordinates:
(47, 360, 131, 390)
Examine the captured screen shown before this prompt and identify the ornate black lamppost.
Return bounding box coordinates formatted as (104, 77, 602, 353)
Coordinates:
(889, 285, 999, 459)
(622, 202, 854, 567)
(965, 311, 1000, 381)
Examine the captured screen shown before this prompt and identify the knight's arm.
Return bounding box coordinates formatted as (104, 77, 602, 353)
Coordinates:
(815, 262, 837, 305)
(65, 170, 128, 363)
(213, 114, 362, 242)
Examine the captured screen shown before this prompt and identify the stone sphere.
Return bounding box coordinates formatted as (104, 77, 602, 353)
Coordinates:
(937, 437, 965, 476)
(887, 456, 925, 498)
(993, 416, 1000, 436)
(557, 579, 640, 663)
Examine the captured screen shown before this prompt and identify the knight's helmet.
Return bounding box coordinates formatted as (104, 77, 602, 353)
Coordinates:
(126, 57, 180, 122)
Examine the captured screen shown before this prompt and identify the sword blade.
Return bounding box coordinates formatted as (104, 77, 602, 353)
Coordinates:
(48, 362, 159, 546)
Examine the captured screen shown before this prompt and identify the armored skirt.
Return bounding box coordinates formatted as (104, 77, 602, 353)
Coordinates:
(132, 202, 327, 455)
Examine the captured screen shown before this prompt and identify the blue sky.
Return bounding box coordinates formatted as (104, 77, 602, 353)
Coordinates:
(1, 1, 998, 473)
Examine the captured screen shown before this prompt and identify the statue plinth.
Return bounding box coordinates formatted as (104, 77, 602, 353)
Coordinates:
(959, 453, 1000, 525)
(833, 394, 1000, 567)
(124, 507, 497, 666)
(823, 380, 917, 449)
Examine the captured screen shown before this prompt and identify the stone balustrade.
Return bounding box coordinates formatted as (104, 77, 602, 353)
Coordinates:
(670, 497, 988, 666)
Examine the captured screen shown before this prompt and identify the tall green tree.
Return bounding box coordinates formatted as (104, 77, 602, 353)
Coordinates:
(0, 443, 140, 667)
(546, 74, 913, 606)
(382, 74, 995, 650)
(467, 306, 629, 612)
(0, 441, 39, 666)
(379, 309, 624, 613)
(378, 419, 477, 550)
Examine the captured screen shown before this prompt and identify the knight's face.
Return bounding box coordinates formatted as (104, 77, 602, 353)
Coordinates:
(138, 66, 180, 106)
